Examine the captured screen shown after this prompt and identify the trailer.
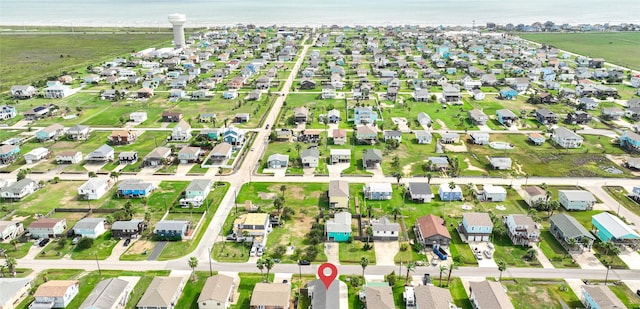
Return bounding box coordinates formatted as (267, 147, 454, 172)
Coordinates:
(433, 244, 449, 260)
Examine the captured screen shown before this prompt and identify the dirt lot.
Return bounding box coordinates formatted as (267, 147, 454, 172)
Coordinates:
(126, 240, 155, 255)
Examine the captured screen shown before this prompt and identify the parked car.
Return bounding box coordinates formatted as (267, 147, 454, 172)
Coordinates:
(636, 289, 640, 297)
(38, 238, 50, 247)
(123, 238, 131, 246)
(298, 260, 310, 265)
(250, 247, 257, 257)
(475, 251, 483, 260)
(487, 242, 494, 250)
(71, 236, 81, 245)
(256, 247, 264, 256)
(483, 249, 493, 259)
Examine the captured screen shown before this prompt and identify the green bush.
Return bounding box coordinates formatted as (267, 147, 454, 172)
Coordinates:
(76, 237, 94, 250)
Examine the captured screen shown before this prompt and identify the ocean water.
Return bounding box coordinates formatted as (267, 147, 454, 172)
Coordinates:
(0, 0, 638, 27)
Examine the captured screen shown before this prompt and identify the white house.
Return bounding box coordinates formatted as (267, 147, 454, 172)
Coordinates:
(24, 147, 49, 164)
(1, 179, 38, 200)
(77, 178, 110, 200)
(371, 217, 400, 240)
(558, 190, 596, 211)
(0, 221, 24, 241)
(197, 274, 238, 309)
(73, 218, 107, 239)
(479, 185, 506, 202)
(80, 278, 133, 309)
(56, 151, 82, 164)
(0, 278, 32, 309)
(503, 214, 540, 246)
(28, 218, 67, 239)
(170, 119, 192, 141)
(130, 112, 148, 123)
(552, 127, 583, 149)
(31, 280, 79, 309)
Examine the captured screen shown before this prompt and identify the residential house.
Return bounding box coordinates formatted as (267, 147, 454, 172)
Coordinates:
(223, 127, 245, 147)
(468, 281, 514, 309)
(383, 130, 402, 143)
(177, 147, 202, 164)
(24, 147, 50, 164)
(24, 105, 51, 120)
(162, 111, 183, 122)
(43, 83, 73, 99)
(414, 285, 456, 309)
(362, 149, 382, 169)
(353, 106, 378, 125)
(438, 183, 462, 201)
(415, 215, 451, 247)
(1, 179, 38, 201)
(360, 286, 395, 309)
(233, 213, 269, 237)
(364, 183, 393, 200)
(73, 218, 106, 239)
(80, 278, 133, 309)
(111, 219, 146, 239)
(440, 132, 460, 144)
(109, 130, 138, 145)
(414, 130, 432, 144)
(234, 113, 250, 123)
(0, 105, 18, 120)
(356, 125, 378, 145)
(207, 142, 233, 164)
(322, 85, 337, 99)
(0, 221, 24, 241)
(293, 106, 309, 123)
(31, 280, 79, 309)
(301, 148, 320, 168)
(442, 84, 462, 103)
(601, 107, 625, 120)
(496, 109, 518, 127)
(0, 144, 20, 164)
(117, 180, 154, 198)
(528, 133, 546, 146)
(170, 120, 192, 141)
(477, 184, 506, 202)
(66, 125, 90, 141)
(522, 186, 548, 208)
(327, 109, 341, 123)
(566, 111, 592, 125)
(503, 214, 540, 246)
(469, 132, 490, 145)
(592, 212, 640, 243)
(536, 109, 558, 125)
(249, 283, 290, 309)
(325, 212, 352, 242)
(11, 85, 37, 99)
(472, 89, 486, 101)
(489, 157, 512, 170)
(0, 278, 31, 309)
(581, 285, 625, 309)
(328, 180, 350, 209)
(35, 124, 65, 141)
(265, 152, 289, 169)
(552, 127, 584, 149)
(298, 129, 321, 144)
(417, 112, 432, 126)
(329, 149, 350, 165)
(77, 178, 110, 200)
(200, 128, 222, 141)
(154, 221, 190, 239)
(130, 112, 148, 123)
(143, 147, 171, 167)
(414, 89, 430, 102)
(579, 97, 599, 110)
(197, 274, 238, 309)
(28, 218, 66, 239)
(408, 182, 433, 203)
(620, 130, 640, 152)
(539, 92, 559, 104)
(119, 151, 138, 164)
(499, 87, 518, 100)
(136, 277, 185, 309)
(558, 190, 596, 211)
(179, 179, 213, 208)
(306, 280, 343, 309)
(468, 109, 489, 125)
(332, 129, 347, 145)
(371, 217, 399, 240)
(460, 212, 493, 242)
(549, 214, 595, 251)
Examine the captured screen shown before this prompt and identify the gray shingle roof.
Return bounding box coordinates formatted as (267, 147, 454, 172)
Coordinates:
(549, 214, 594, 240)
(80, 278, 130, 309)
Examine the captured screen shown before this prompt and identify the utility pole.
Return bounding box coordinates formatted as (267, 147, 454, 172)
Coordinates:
(604, 265, 611, 286)
(208, 247, 213, 276)
(95, 253, 102, 277)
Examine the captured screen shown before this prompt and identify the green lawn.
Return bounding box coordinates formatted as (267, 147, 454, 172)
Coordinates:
(519, 32, 640, 70)
(448, 226, 478, 266)
(449, 277, 473, 309)
(539, 230, 580, 268)
(609, 284, 640, 309)
(338, 241, 376, 264)
(212, 241, 251, 262)
(231, 273, 275, 309)
(175, 271, 217, 309)
(503, 278, 582, 309)
(603, 186, 640, 218)
(492, 235, 542, 268)
(394, 242, 428, 264)
(0, 241, 33, 259)
(70, 231, 119, 260)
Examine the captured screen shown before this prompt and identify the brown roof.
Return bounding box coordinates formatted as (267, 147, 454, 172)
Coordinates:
(529, 133, 545, 139)
(333, 129, 346, 138)
(111, 130, 132, 136)
(250, 283, 291, 307)
(29, 218, 65, 229)
(198, 274, 236, 303)
(416, 215, 451, 239)
(34, 280, 78, 297)
(523, 186, 546, 197)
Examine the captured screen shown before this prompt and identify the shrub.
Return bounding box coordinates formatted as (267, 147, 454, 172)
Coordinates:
(76, 237, 94, 250)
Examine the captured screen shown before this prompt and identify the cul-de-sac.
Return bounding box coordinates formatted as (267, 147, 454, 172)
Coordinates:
(1, 20, 640, 309)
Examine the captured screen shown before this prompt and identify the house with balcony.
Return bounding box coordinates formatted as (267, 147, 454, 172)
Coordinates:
(353, 106, 378, 125)
(35, 124, 65, 142)
(536, 109, 558, 125)
(0, 144, 20, 164)
(468, 109, 488, 125)
(496, 109, 518, 127)
(24, 147, 50, 164)
(619, 130, 640, 153)
(364, 183, 393, 200)
(459, 212, 493, 242)
(111, 219, 146, 239)
(372, 217, 399, 240)
(438, 183, 462, 201)
(552, 127, 583, 149)
(356, 125, 378, 145)
(66, 125, 90, 141)
(170, 120, 192, 141)
(408, 182, 433, 203)
(415, 215, 450, 248)
(549, 214, 594, 251)
(143, 147, 172, 167)
(117, 180, 154, 198)
(503, 214, 540, 246)
(73, 218, 107, 239)
(0, 105, 17, 120)
(77, 178, 110, 200)
(31, 280, 79, 309)
(109, 130, 138, 145)
(1, 179, 38, 201)
(154, 221, 190, 240)
(11, 85, 37, 99)
(592, 212, 640, 244)
(0, 221, 24, 241)
(28, 218, 66, 239)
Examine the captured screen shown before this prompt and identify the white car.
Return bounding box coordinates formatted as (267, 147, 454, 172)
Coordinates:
(250, 246, 257, 257)
(483, 249, 493, 259)
(475, 252, 483, 260)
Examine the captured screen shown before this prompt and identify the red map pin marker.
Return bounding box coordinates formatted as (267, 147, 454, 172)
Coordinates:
(317, 262, 338, 290)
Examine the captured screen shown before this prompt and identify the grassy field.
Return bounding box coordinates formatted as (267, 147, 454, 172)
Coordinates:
(0, 33, 171, 91)
(609, 283, 640, 309)
(519, 32, 640, 70)
(539, 230, 580, 268)
(503, 278, 582, 309)
(338, 241, 376, 264)
(231, 273, 275, 309)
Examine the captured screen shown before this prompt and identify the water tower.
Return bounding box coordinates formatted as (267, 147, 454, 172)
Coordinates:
(168, 13, 187, 48)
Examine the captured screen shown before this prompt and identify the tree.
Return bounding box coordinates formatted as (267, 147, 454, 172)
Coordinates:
(16, 169, 29, 181)
(10, 238, 18, 250)
(88, 171, 97, 178)
(391, 207, 401, 221)
(497, 260, 507, 281)
(365, 225, 373, 245)
(361, 257, 369, 279)
(385, 270, 396, 286)
(391, 156, 400, 169)
(492, 223, 506, 241)
(264, 257, 275, 281)
(405, 261, 416, 283)
(256, 258, 265, 280)
(438, 264, 448, 287)
(109, 171, 120, 182)
(444, 181, 456, 217)
(446, 261, 455, 286)
(5, 257, 17, 277)
(273, 196, 284, 213)
(392, 172, 402, 187)
(76, 237, 94, 250)
(122, 201, 134, 220)
(188, 256, 198, 280)
(144, 211, 151, 223)
(280, 185, 287, 199)
(525, 248, 537, 261)
(294, 143, 302, 161)
(547, 200, 560, 218)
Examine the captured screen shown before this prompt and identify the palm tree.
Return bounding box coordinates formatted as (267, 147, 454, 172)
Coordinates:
(10, 238, 18, 250)
(392, 172, 402, 187)
(188, 256, 198, 280)
(280, 185, 287, 199)
(109, 171, 120, 183)
(123, 201, 134, 220)
(446, 261, 455, 287)
(273, 196, 284, 214)
(426, 172, 432, 184)
(256, 258, 265, 280)
(5, 257, 17, 277)
(294, 143, 302, 161)
(497, 260, 507, 281)
(438, 264, 448, 287)
(444, 181, 456, 217)
(366, 204, 373, 221)
(405, 261, 416, 283)
(391, 207, 401, 221)
(400, 185, 407, 207)
(365, 226, 373, 245)
(525, 248, 538, 261)
(547, 200, 560, 218)
(264, 257, 275, 281)
(360, 257, 369, 279)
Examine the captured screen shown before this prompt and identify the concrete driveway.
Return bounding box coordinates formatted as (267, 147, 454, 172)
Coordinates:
(147, 241, 167, 261)
(572, 251, 606, 269)
(618, 247, 640, 269)
(324, 242, 340, 265)
(469, 242, 498, 268)
(328, 163, 349, 178)
(374, 241, 399, 266)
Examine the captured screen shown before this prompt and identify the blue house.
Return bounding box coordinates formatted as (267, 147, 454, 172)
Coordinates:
(223, 126, 245, 147)
(325, 212, 351, 242)
(0, 144, 20, 164)
(154, 220, 189, 240)
(437, 46, 450, 59)
(619, 130, 640, 152)
(116, 179, 154, 198)
(499, 87, 518, 100)
(541, 68, 556, 81)
(0, 105, 17, 120)
(496, 109, 518, 127)
(199, 128, 222, 140)
(353, 106, 378, 125)
(35, 124, 65, 141)
(582, 286, 625, 309)
(592, 212, 639, 242)
(438, 183, 462, 201)
(363, 183, 393, 200)
(460, 212, 493, 242)
(446, 68, 457, 75)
